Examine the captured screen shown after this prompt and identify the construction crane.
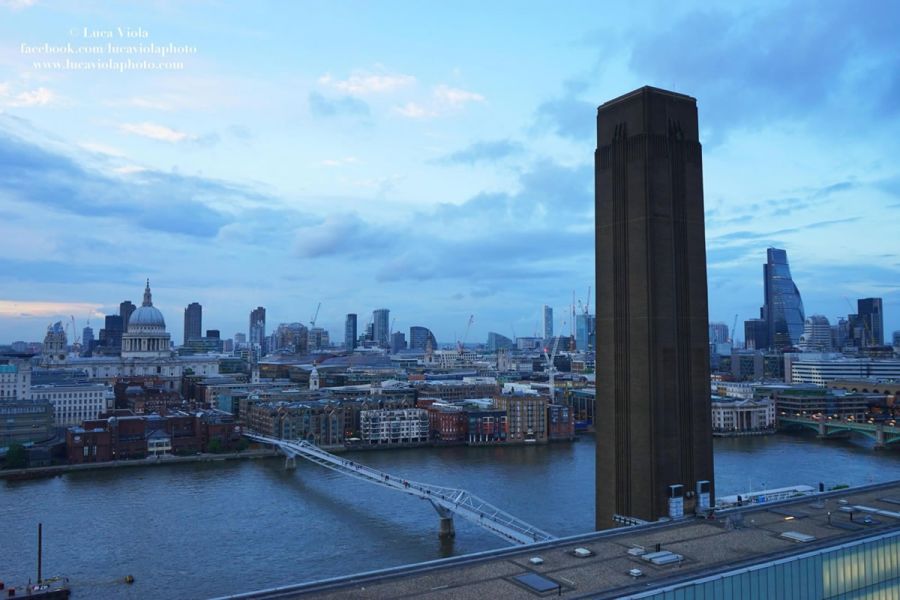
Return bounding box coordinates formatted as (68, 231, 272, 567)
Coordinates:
(310, 302, 321, 328)
(571, 291, 577, 337)
(458, 314, 474, 353)
(543, 333, 562, 403)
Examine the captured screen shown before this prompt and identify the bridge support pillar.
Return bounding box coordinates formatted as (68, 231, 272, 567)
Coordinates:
(875, 424, 885, 450)
(439, 516, 455, 540)
(817, 422, 827, 437)
(285, 455, 297, 469)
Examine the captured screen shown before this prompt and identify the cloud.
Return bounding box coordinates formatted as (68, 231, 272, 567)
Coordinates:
(0, 300, 103, 319)
(394, 102, 431, 118)
(436, 139, 524, 165)
(318, 70, 415, 95)
(1, 85, 56, 108)
(0, 128, 273, 238)
(625, 4, 900, 139)
(433, 85, 485, 106)
(291, 160, 595, 286)
(318, 157, 359, 168)
(119, 122, 194, 143)
(533, 80, 595, 141)
(0, 0, 37, 10)
(308, 91, 370, 117)
(394, 85, 487, 119)
(78, 142, 126, 157)
(294, 213, 393, 258)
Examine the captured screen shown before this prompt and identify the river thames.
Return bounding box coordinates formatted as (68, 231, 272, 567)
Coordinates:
(1, 432, 898, 599)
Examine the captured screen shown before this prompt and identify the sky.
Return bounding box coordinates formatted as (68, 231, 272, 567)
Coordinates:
(0, 0, 898, 346)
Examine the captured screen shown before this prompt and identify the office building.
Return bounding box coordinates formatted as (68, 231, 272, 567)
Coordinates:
(595, 86, 714, 528)
(183, 302, 202, 344)
(798, 315, 833, 352)
(833, 318, 850, 350)
(81, 325, 94, 356)
(372, 308, 390, 347)
(762, 248, 805, 348)
(743, 318, 768, 350)
(0, 361, 31, 400)
(344, 314, 358, 350)
(390, 331, 407, 354)
(97, 314, 124, 355)
(249, 306, 266, 353)
(575, 313, 596, 351)
(786, 356, 900, 385)
(0, 399, 54, 446)
(542, 305, 553, 339)
(856, 297, 884, 347)
(30, 382, 111, 427)
(308, 327, 329, 351)
(119, 300, 136, 330)
(272, 323, 307, 353)
(708, 322, 729, 344)
(409, 326, 437, 351)
(486, 332, 514, 352)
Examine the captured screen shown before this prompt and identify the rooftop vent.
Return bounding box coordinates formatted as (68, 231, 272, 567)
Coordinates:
(780, 531, 816, 543)
(512, 573, 560, 594)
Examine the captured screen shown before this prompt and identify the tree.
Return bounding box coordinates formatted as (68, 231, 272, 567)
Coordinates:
(4, 443, 27, 469)
(206, 439, 223, 454)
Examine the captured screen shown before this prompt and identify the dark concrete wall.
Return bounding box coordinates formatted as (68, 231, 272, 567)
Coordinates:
(595, 86, 714, 528)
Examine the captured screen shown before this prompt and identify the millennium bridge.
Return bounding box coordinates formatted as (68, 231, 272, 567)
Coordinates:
(779, 415, 900, 448)
(243, 432, 557, 546)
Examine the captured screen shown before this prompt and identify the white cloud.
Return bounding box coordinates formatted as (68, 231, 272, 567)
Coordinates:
(0, 300, 103, 319)
(3, 86, 55, 107)
(434, 84, 485, 106)
(118, 122, 195, 143)
(318, 157, 359, 167)
(78, 142, 126, 157)
(112, 165, 148, 175)
(394, 86, 485, 119)
(318, 70, 416, 95)
(0, 0, 37, 10)
(393, 102, 432, 118)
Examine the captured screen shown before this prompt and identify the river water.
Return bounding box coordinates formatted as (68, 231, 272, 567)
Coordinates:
(1, 431, 898, 599)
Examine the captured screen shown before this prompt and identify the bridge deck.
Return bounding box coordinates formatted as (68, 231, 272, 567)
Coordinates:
(245, 432, 556, 546)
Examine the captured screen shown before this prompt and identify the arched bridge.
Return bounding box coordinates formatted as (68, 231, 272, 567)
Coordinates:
(779, 415, 900, 448)
(244, 432, 557, 546)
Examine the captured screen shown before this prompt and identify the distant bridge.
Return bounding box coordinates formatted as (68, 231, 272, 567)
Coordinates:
(244, 432, 557, 546)
(779, 415, 900, 448)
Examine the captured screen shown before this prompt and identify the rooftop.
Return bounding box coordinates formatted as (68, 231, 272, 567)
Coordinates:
(231, 480, 900, 599)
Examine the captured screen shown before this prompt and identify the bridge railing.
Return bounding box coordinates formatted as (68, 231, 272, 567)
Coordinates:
(244, 432, 556, 545)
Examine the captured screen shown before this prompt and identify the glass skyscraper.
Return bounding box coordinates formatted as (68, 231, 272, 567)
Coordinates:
(762, 248, 805, 348)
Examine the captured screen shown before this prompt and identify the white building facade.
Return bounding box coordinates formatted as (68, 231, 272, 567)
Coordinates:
(30, 382, 113, 427)
(789, 357, 900, 385)
(0, 361, 31, 400)
(360, 408, 429, 445)
(711, 398, 776, 435)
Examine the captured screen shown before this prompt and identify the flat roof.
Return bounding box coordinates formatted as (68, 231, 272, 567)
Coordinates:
(228, 480, 900, 599)
(599, 86, 697, 109)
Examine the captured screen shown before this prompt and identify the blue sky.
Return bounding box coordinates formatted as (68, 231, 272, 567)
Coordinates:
(0, 0, 898, 345)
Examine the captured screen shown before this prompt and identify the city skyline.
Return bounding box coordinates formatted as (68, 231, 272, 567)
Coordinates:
(1, 1, 899, 342)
